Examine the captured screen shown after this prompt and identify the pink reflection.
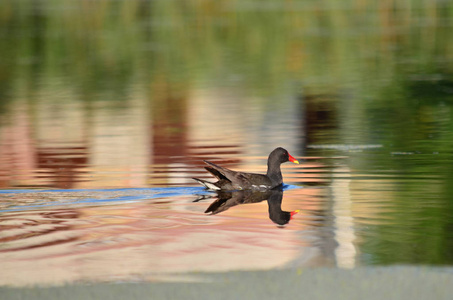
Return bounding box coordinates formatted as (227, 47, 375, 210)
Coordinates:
(0, 111, 37, 188)
(0, 188, 330, 286)
(0, 84, 309, 189)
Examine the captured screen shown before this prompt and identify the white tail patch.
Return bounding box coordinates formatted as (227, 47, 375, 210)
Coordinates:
(193, 178, 221, 190)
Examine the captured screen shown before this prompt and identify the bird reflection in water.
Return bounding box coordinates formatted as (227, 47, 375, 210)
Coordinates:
(200, 189, 299, 226)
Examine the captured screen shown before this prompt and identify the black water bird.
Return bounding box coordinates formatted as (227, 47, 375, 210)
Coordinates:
(193, 147, 299, 191)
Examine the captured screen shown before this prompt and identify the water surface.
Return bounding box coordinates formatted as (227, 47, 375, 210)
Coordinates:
(1, 0, 453, 287)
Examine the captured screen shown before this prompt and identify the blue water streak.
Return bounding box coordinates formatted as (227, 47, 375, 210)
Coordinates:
(0, 185, 301, 213)
(0, 187, 211, 213)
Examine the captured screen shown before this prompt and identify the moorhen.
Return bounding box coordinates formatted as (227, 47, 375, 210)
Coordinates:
(193, 147, 299, 190)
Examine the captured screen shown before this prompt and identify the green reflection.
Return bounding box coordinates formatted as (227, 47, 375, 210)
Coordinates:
(1, 0, 452, 105)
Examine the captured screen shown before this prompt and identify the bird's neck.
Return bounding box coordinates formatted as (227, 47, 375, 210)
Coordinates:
(266, 162, 283, 185)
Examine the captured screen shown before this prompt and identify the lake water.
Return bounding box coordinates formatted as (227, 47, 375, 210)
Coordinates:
(1, 0, 453, 286)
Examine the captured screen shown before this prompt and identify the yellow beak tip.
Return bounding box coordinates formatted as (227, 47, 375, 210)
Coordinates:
(293, 160, 300, 164)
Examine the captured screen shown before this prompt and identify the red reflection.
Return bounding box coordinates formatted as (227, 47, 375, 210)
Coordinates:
(36, 147, 88, 189)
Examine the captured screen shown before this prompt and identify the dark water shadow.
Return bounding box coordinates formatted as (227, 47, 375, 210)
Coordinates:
(200, 189, 298, 226)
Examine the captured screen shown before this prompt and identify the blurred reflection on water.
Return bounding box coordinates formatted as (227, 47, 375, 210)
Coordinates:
(1, 0, 453, 286)
(201, 188, 299, 226)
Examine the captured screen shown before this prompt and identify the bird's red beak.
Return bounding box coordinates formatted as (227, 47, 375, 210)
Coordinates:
(290, 210, 300, 220)
(288, 153, 299, 164)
